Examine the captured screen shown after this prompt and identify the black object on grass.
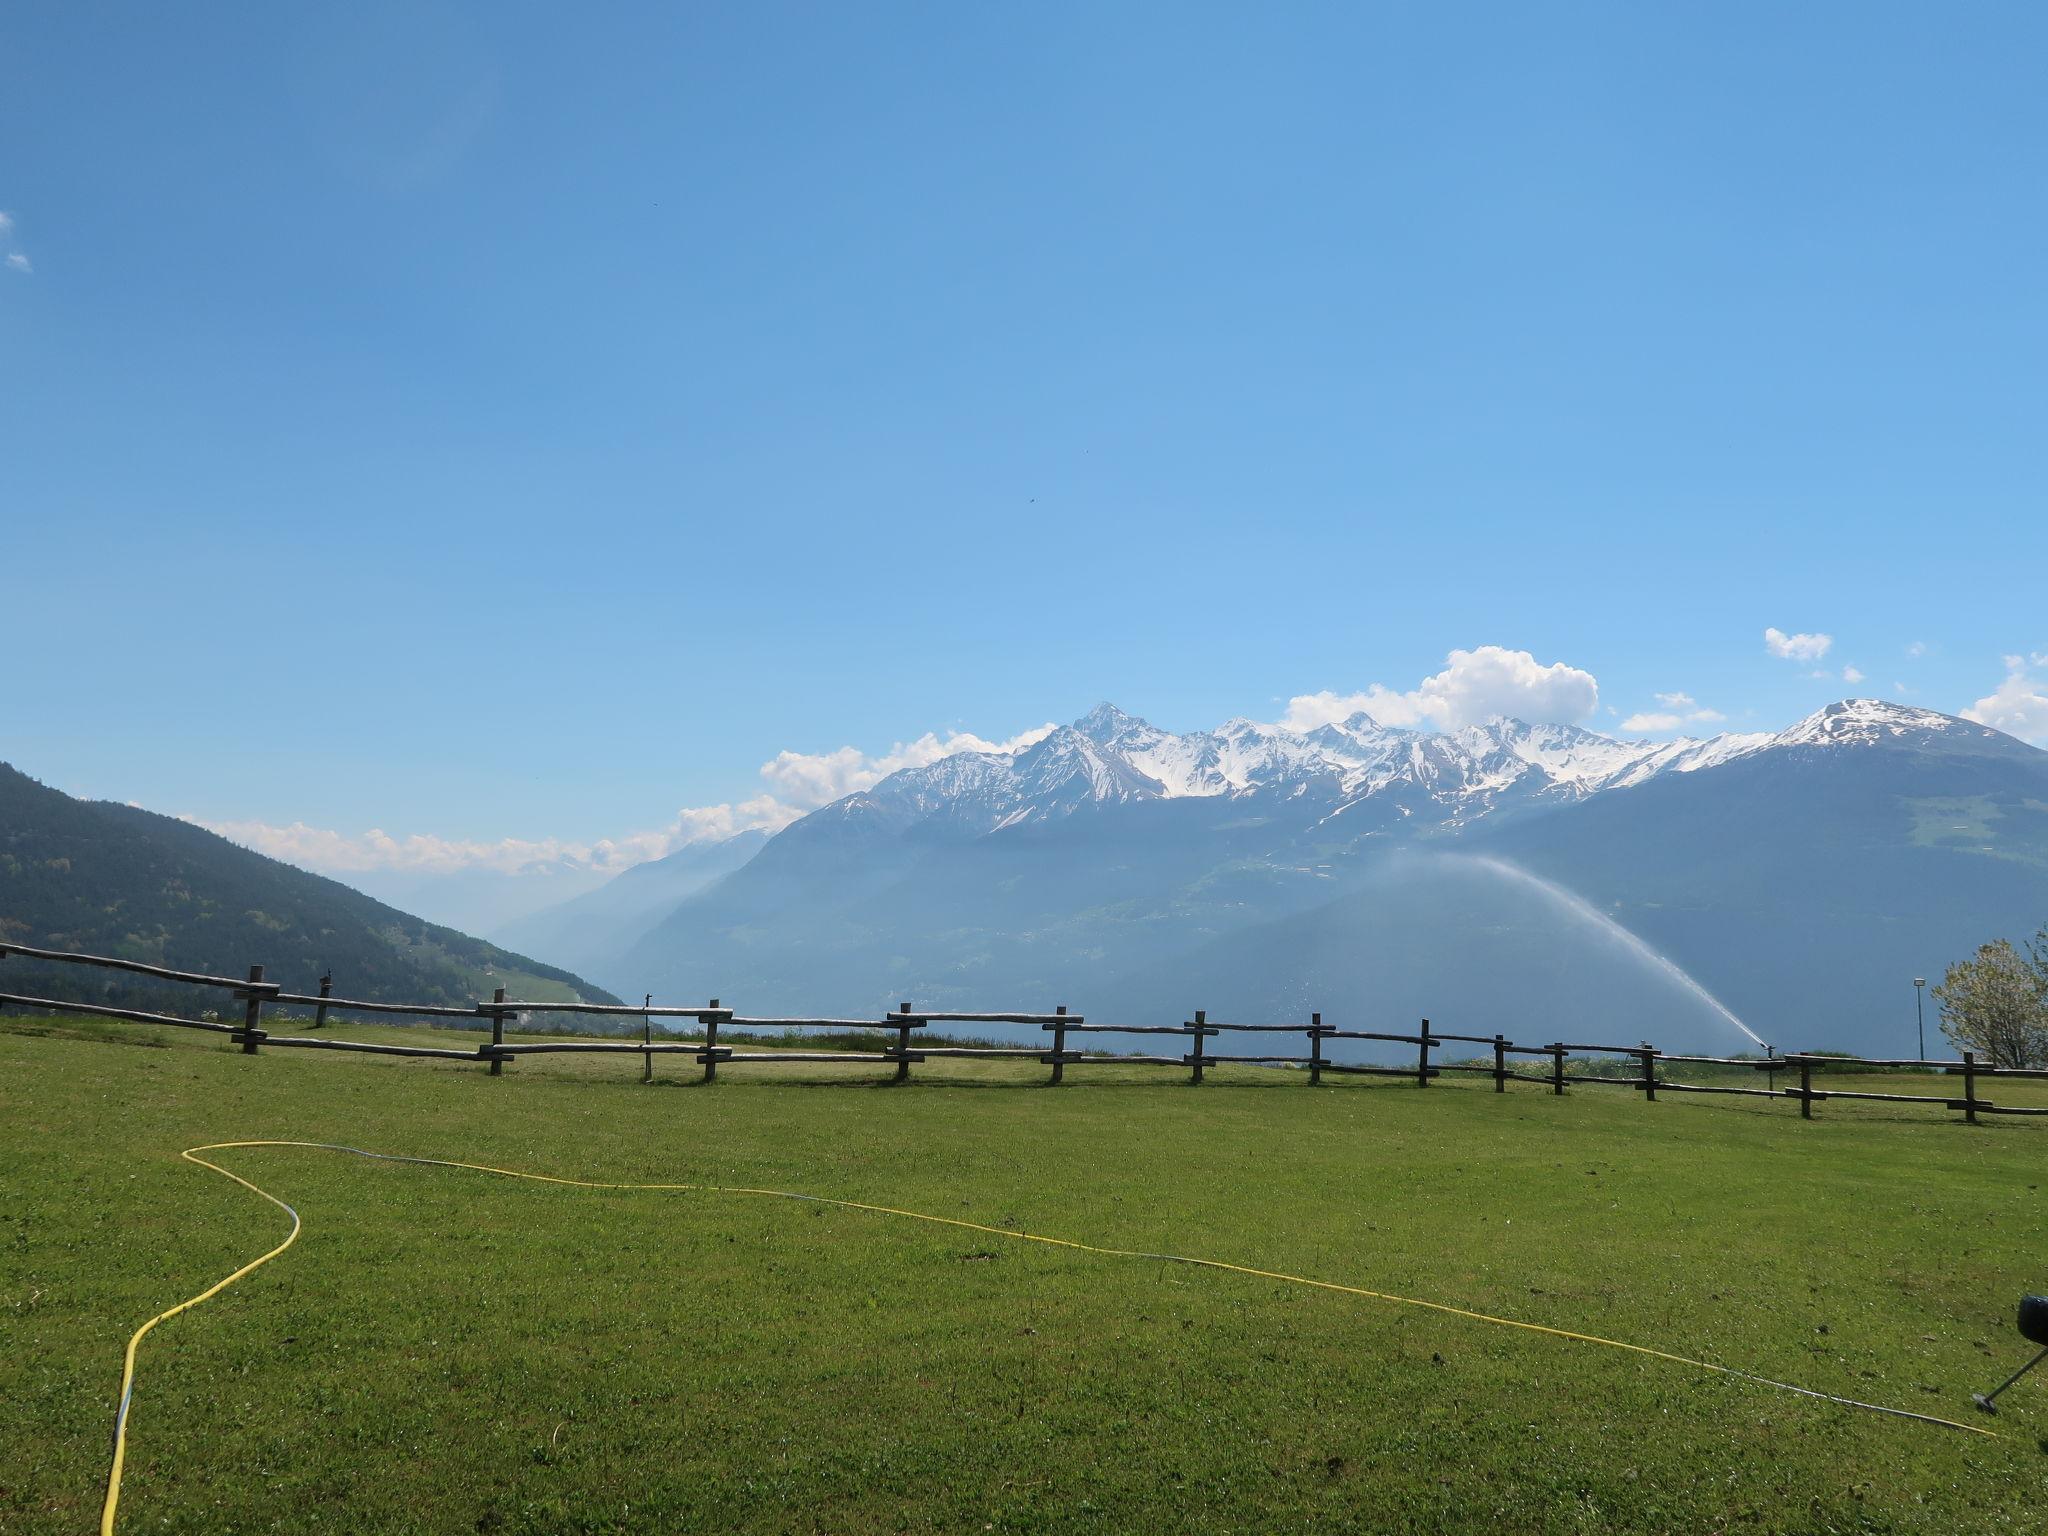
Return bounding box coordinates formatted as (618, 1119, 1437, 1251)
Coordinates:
(1972, 1295, 2048, 1414)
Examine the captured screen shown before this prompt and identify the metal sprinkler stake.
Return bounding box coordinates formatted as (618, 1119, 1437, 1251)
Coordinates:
(1972, 1295, 2048, 1414)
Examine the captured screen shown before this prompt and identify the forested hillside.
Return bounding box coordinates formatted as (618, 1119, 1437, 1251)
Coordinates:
(0, 764, 618, 1011)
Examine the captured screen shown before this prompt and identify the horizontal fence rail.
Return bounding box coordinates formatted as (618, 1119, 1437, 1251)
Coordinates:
(3, 942, 2045, 1124)
(0, 941, 280, 995)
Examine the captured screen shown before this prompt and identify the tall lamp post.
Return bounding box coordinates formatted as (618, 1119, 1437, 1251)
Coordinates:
(1914, 977, 1927, 1061)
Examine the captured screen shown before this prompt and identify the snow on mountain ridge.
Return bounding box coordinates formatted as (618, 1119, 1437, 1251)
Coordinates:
(1768, 698, 1986, 748)
(823, 697, 2000, 840)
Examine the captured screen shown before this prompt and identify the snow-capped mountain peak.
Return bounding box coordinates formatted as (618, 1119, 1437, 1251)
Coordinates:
(1770, 698, 1981, 748)
(818, 698, 2009, 843)
(1073, 701, 1146, 742)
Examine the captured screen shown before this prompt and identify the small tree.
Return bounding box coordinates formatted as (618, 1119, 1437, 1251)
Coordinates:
(1933, 939, 2048, 1069)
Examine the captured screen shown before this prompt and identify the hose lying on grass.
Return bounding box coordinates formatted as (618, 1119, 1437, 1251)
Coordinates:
(102, 1139, 2000, 1535)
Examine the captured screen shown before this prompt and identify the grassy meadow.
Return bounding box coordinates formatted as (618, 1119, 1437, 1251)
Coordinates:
(4, 1011, 2046, 1534)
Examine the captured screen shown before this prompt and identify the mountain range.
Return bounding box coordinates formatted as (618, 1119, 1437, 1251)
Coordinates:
(7, 696, 2042, 1057)
(499, 698, 2047, 1056)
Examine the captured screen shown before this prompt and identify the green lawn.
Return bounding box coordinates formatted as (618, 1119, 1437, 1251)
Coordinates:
(4, 1014, 2046, 1534)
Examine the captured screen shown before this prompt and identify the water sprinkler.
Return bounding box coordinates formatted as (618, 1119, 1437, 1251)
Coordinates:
(1972, 1295, 2048, 1414)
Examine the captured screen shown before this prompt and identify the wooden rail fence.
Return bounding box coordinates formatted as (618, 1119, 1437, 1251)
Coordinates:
(4, 941, 2046, 1123)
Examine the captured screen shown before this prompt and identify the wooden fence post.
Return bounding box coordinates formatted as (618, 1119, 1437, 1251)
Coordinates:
(894, 1002, 915, 1084)
(313, 972, 332, 1031)
(1416, 1018, 1432, 1088)
(1049, 1004, 1068, 1085)
(1189, 1010, 1206, 1085)
(1798, 1056, 1812, 1118)
(1308, 1011, 1324, 1087)
(1963, 1050, 1979, 1125)
(488, 986, 506, 1075)
(702, 1001, 721, 1083)
(1550, 1042, 1566, 1096)
(1640, 1042, 1657, 1102)
(641, 994, 653, 1084)
(238, 965, 266, 1054)
(1492, 1034, 1506, 1093)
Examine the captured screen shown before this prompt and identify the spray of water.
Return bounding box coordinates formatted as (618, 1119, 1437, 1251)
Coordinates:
(1450, 853, 1770, 1050)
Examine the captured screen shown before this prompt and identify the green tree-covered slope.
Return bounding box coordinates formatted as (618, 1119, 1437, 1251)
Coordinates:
(0, 763, 619, 1011)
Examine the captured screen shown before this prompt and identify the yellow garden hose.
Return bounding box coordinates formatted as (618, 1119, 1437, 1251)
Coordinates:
(102, 1148, 304, 1536)
(101, 1139, 1999, 1535)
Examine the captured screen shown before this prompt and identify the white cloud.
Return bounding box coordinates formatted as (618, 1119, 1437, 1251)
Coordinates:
(1842, 666, 1865, 685)
(1280, 687, 1415, 732)
(1281, 646, 1599, 733)
(2, 214, 32, 274)
(1625, 691, 1725, 734)
(758, 725, 1054, 807)
(196, 820, 663, 878)
(1962, 656, 2048, 744)
(1906, 640, 1927, 658)
(1765, 627, 1833, 662)
(195, 720, 1058, 879)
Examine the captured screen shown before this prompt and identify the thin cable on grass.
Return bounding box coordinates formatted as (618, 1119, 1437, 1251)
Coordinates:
(101, 1139, 2000, 1534)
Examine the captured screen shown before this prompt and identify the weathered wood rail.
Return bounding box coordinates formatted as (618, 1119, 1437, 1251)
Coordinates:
(4, 942, 2046, 1122)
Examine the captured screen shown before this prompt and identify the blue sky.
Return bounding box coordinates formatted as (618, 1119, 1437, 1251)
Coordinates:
(4, 2, 2045, 918)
